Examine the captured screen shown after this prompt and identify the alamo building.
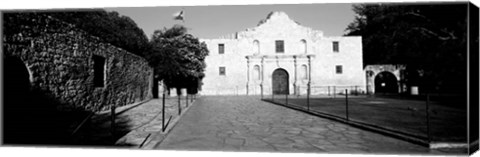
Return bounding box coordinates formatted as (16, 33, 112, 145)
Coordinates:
(200, 11, 365, 95)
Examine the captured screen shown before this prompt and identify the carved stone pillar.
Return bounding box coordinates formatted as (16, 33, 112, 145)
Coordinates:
(307, 55, 312, 95)
(261, 56, 265, 97)
(246, 56, 250, 95)
(293, 56, 298, 95)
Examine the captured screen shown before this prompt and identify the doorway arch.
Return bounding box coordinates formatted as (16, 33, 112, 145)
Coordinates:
(272, 68, 289, 94)
(374, 71, 398, 94)
(4, 56, 31, 100)
(3, 56, 32, 143)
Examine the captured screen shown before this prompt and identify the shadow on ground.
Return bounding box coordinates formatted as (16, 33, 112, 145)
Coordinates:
(3, 87, 137, 147)
(265, 93, 467, 143)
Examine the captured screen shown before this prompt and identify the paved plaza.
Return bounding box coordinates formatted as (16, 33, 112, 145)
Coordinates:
(153, 96, 442, 154)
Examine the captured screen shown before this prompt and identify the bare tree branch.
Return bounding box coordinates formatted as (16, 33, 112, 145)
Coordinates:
(412, 27, 456, 40)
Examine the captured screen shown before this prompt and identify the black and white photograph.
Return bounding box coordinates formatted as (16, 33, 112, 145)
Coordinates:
(1, 0, 479, 156)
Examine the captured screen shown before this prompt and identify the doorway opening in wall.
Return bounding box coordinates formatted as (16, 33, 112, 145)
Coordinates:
(3, 56, 33, 144)
(93, 55, 105, 88)
(374, 71, 398, 94)
(272, 68, 289, 94)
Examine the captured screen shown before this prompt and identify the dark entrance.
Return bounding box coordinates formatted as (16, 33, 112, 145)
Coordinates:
(3, 56, 32, 143)
(374, 71, 398, 94)
(3, 56, 69, 144)
(272, 68, 289, 94)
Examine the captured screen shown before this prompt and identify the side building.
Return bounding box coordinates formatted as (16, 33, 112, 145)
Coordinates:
(3, 12, 154, 144)
(200, 11, 365, 95)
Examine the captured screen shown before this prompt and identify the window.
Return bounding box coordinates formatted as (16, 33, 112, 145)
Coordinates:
(275, 40, 284, 53)
(219, 67, 226, 76)
(300, 39, 307, 54)
(93, 55, 105, 87)
(253, 40, 260, 54)
(333, 41, 339, 52)
(254, 65, 260, 80)
(336, 65, 343, 74)
(301, 64, 308, 79)
(218, 44, 225, 54)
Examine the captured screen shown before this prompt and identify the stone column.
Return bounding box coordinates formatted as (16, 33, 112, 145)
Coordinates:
(307, 55, 312, 95)
(246, 56, 250, 95)
(293, 55, 298, 95)
(261, 56, 265, 97)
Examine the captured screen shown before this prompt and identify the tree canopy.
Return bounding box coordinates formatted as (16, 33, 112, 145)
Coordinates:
(146, 25, 209, 94)
(345, 3, 468, 93)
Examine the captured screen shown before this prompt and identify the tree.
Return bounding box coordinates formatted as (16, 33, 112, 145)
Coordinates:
(146, 25, 209, 95)
(345, 3, 468, 94)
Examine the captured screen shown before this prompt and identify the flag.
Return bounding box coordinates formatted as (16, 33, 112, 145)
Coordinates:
(173, 10, 184, 21)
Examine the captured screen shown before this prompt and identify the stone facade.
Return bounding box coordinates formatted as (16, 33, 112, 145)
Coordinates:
(364, 64, 407, 94)
(200, 12, 365, 95)
(3, 13, 154, 111)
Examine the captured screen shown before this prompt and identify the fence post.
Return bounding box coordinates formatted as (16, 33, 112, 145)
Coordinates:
(334, 86, 336, 98)
(345, 89, 349, 121)
(272, 92, 274, 102)
(426, 93, 431, 142)
(307, 86, 310, 111)
(186, 94, 188, 107)
(261, 84, 263, 99)
(285, 93, 288, 106)
(328, 86, 330, 96)
(355, 86, 358, 96)
(110, 105, 116, 141)
(162, 92, 165, 131)
(178, 95, 181, 115)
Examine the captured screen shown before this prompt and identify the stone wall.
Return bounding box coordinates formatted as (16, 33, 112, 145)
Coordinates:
(3, 13, 153, 111)
(364, 64, 407, 94)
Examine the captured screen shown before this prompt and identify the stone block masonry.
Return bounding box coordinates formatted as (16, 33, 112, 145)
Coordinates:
(200, 11, 365, 95)
(3, 13, 154, 112)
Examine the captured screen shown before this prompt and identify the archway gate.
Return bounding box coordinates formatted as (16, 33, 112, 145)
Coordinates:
(272, 68, 289, 94)
(364, 64, 406, 94)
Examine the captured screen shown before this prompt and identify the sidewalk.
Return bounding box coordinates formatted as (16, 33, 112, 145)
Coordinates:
(72, 96, 195, 147)
(114, 96, 195, 147)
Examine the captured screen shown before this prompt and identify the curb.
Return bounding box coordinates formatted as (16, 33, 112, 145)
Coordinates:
(97, 99, 151, 117)
(262, 99, 467, 150)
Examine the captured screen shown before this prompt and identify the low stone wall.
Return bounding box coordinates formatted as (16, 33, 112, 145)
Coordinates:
(3, 13, 153, 112)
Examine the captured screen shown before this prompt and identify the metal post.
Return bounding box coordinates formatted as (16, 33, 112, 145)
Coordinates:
(355, 86, 358, 96)
(334, 86, 336, 98)
(162, 92, 165, 131)
(178, 95, 181, 115)
(272, 92, 274, 102)
(345, 89, 349, 121)
(285, 93, 288, 106)
(328, 86, 330, 96)
(307, 86, 310, 111)
(261, 84, 263, 99)
(426, 93, 431, 142)
(186, 94, 189, 107)
(111, 105, 116, 139)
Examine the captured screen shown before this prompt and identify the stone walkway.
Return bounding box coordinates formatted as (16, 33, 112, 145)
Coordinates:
(113, 96, 193, 147)
(153, 96, 444, 154)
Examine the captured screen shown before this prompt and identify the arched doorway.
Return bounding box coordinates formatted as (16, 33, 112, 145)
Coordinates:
(3, 56, 32, 143)
(272, 68, 289, 94)
(374, 71, 398, 94)
(4, 57, 30, 96)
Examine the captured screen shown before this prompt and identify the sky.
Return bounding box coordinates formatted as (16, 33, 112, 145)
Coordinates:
(104, 3, 356, 39)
